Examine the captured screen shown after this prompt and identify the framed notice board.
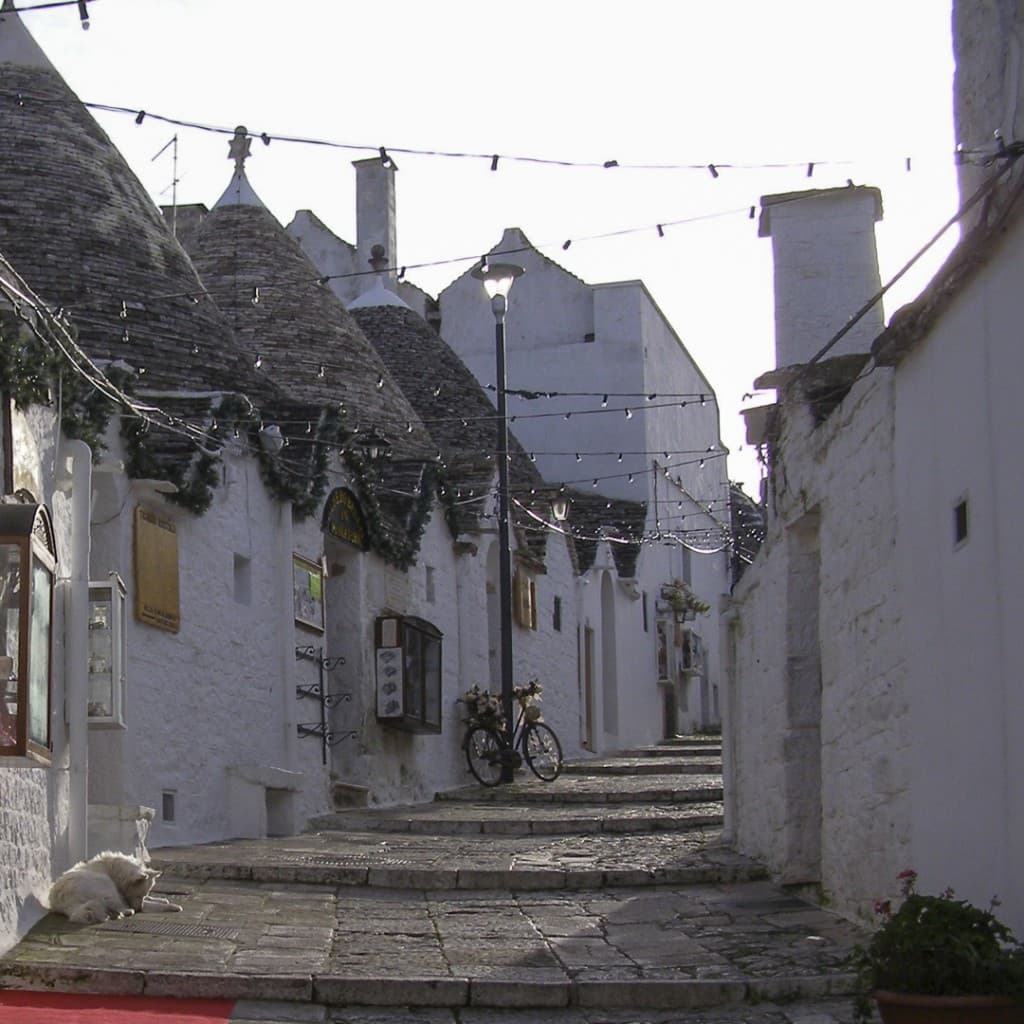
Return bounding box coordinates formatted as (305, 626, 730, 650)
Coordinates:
(134, 506, 180, 633)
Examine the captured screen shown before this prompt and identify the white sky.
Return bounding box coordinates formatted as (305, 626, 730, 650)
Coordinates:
(24, 0, 959, 493)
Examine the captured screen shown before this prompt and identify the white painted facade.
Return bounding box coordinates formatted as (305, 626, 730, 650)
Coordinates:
(729, 0, 1024, 931)
(437, 230, 730, 751)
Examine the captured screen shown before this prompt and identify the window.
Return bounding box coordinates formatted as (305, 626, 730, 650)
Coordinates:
(514, 570, 537, 630)
(88, 574, 127, 728)
(954, 496, 969, 548)
(642, 591, 649, 632)
(233, 554, 252, 605)
(553, 595, 562, 633)
(161, 791, 176, 824)
(425, 565, 436, 604)
(375, 615, 442, 734)
(0, 503, 56, 764)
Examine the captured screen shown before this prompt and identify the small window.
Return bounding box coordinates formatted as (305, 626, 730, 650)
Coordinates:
(88, 573, 127, 728)
(425, 565, 436, 604)
(233, 554, 252, 605)
(375, 615, 443, 734)
(642, 591, 649, 632)
(954, 496, 969, 547)
(553, 595, 562, 633)
(161, 791, 176, 823)
(514, 570, 537, 630)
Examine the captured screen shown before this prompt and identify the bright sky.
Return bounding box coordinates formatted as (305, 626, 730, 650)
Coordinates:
(24, 0, 958, 494)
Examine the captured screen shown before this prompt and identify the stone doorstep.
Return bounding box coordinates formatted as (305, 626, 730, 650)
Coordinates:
(0, 963, 856, 1010)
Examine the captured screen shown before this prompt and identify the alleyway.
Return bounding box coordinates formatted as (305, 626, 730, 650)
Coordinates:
(0, 739, 864, 1023)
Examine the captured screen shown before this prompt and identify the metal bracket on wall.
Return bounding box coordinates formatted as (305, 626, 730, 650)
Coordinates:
(295, 645, 355, 764)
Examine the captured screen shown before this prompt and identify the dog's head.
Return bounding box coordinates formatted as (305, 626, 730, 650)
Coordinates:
(123, 867, 160, 911)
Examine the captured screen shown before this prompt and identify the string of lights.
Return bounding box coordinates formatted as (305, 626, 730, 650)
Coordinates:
(74, 97, 938, 179)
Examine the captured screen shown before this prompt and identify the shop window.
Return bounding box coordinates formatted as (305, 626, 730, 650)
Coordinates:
(375, 615, 442, 734)
(0, 502, 56, 764)
(88, 573, 127, 728)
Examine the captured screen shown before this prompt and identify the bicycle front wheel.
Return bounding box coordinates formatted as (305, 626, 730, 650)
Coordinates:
(523, 722, 563, 781)
(465, 726, 503, 786)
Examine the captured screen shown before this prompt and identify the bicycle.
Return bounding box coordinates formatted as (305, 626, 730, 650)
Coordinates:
(460, 679, 563, 786)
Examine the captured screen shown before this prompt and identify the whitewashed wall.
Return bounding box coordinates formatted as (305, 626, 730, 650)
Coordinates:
(893, 217, 1024, 934)
(88, 448, 302, 848)
(731, 370, 911, 920)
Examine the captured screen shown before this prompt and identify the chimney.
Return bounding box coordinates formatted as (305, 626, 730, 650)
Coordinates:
(759, 186, 884, 368)
(354, 157, 397, 287)
(952, 0, 1023, 227)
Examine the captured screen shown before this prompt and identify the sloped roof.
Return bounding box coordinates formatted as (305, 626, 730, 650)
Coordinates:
(350, 302, 548, 537)
(0, 14, 262, 396)
(179, 197, 433, 461)
(563, 491, 647, 578)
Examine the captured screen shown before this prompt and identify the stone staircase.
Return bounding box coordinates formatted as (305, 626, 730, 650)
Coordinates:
(0, 736, 863, 1023)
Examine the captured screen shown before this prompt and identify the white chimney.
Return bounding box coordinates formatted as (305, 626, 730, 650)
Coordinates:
(354, 157, 397, 287)
(758, 185, 884, 368)
(952, 0, 1023, 225)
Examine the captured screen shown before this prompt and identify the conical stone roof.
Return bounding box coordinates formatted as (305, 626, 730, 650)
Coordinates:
(180, 173, 433, 462)
(0, 7, 262, 395)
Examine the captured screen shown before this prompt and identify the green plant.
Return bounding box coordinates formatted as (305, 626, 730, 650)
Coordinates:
(662, 579, 711, 616)
(850, 870, 1024, 1022)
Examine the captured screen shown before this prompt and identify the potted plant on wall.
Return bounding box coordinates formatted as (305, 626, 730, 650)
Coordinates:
(851, 870, 1024, 1023)
(660, 579, 711, 621)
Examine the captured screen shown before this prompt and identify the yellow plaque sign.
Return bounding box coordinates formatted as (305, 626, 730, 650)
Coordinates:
(134, 506, 180, 633)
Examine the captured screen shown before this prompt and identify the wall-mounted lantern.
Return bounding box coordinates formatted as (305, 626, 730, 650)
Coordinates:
(0, 502, 56, 763)
(87, 572, 127, 728)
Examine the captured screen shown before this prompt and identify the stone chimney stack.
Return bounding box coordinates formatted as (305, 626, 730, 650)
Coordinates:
(354, 157, 397, 287)
(758, 186, 884, 368)
(952, 0, 1024, 226)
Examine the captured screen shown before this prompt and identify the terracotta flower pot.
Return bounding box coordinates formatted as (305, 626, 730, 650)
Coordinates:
(874, 990, 1024, 1024)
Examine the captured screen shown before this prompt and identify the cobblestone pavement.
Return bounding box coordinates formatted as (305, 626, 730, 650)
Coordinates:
(0, 742, 866, 1022)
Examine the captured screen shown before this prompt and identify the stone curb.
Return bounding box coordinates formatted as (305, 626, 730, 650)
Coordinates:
(148, 860, 767, 890)
(306, 810, 725, 836)
(1, 966, 857, 1010)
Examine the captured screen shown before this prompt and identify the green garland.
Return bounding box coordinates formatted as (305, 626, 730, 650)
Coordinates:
(0, 317, 456, 566)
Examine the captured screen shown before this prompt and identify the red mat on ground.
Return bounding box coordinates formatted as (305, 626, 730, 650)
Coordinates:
(0, 991, 235, 1023)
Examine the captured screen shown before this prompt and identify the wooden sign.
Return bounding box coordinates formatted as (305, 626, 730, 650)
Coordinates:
(323, 489, 368, 550)
(134, 507, 180, 633)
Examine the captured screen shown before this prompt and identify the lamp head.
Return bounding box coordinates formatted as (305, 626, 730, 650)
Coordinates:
(551, 495, 570, 522)
(471, 261, 525, 302)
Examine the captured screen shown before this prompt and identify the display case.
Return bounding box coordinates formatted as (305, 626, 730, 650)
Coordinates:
(88, 573, 127, 728)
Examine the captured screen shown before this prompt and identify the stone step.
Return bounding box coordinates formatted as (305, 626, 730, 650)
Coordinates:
(1, 878, 863, 1012)
(308, 800, 725, 836)
(436, 773, 723, 805)
(620, 742, 724, 758)
(148, 831, 752, 890)
(561, 756, 722, 776)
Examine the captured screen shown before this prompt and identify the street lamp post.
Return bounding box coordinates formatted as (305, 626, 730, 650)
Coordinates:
(471, 260, 524, 783)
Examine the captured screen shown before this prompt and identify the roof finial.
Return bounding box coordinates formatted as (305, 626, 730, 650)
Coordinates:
(228, 126, 252, 175)
(368, 244, 388, 275)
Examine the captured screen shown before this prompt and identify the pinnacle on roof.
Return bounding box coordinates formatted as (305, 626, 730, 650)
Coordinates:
(214, 126, 268, 210)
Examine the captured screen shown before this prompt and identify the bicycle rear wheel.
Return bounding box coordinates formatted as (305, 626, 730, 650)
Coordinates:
(523, 722, 563, 781)
(465, 726, 503, 786)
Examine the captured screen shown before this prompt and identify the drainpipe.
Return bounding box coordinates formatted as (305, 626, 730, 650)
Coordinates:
(61, 439, 91, 865)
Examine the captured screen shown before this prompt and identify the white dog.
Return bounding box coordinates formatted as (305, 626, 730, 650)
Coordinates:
(47, 851, 182, 924)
